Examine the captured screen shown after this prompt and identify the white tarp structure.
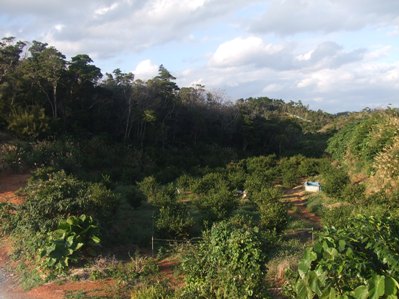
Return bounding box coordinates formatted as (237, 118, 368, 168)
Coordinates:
(304, 181, 321, 192)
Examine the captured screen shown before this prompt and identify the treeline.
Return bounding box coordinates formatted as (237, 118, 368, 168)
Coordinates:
(0, 37, 332, 157)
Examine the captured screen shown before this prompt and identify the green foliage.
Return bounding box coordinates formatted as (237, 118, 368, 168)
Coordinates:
(195, 185, 238, 223)
(181, 219, 268, 298)
(156, 202, 194, 238)
(192, 172, 229, 195)
(131, 280, 173, 299)
(253, 187, 287, 232)
(279, 155, 304, 188)
(322, 166, 350, 198)
(17, 168, 118, 232)
(327, 112, 399, 187)
(39, 214, 101, 273)
(244, 155, 278, 195)
(105, 255, 159, 285)
(342, 183, 366, 203)
(327, 121, 360, 161)
(288, 215, 399, 298)
(298, 158, 323, 177)
(0, 202, 16, 235)
(244, 170, 276, 198)
(7, 106, 49, 139)
(114, 184, 145, 208)
(138, 176, 160, 203)
(305, 192, 327, 216)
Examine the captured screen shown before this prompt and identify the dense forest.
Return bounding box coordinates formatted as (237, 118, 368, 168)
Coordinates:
(1, 37, 399, 299)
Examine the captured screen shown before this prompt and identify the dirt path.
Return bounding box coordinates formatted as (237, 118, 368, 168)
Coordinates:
(0, 173, 32, 298)
(0, 172, 29, 205)
(283, 184, 321, 229)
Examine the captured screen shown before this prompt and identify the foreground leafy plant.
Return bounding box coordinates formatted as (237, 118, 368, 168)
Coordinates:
(39, 214, 101, 273)
(287, 215, 399, 298)
(181, 218, 268, 298)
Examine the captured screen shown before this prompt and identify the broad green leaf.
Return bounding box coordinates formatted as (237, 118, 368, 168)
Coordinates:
(338, 240, 346, 252)
(321, 286, 337, 299)
(91, 235, 101, 244)
(384, 276, 398, 295)
(352, 285, 368, 299)
(75, 242, 84, 251)
(369, 275, 385, 299)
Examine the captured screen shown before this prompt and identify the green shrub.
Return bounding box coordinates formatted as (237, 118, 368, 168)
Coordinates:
(114, 185, 145, 208)
(195, 186, 237, 222)
(321, 205, 354, 227)
(156, 202, 194, 238)
(39, 214, 101, 273)
(287, 215, 399, 298)
(342, 183, 366, 203)
(279, 155, 304, 188)
(181, 219, 268, 298)
(7, 106, 49, 139)
(244, 170, 275, 198)
(192, 172, 229, 195)
(306, 193, 324, 215)
(175, 174, 195, 192)
(226, 161, 247, 191)
(131, 280, 173, 299)
(298, 158, 322, 177)
(0, 202, 17, 236)
(322, 166, 350, 198)
(253, 188, 287, 232)
(137, 176, 159, 203)
(17, 169, 118, 232)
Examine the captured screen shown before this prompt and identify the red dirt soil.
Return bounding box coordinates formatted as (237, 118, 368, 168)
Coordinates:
(284, 186, 321, 229)
(0, 172, 29, 205)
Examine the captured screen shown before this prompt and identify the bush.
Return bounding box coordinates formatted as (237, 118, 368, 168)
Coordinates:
(342, 183, 366, 203)
(279, 156, 304, 188)
(137, 176, 159, 203)
(321, 205, 354, 227)
(244, 170, 275, 198)
(287, 215, 399, 298)
(39, 214, 101, 273)
(7, 106, 49, 139)
(16, 169, 118, 232)
(114, 185, 145, 208)
(195, 186, 237, 223)
(322, 166, 350, 198)
(298, 158, 322, 177)
(253, 188, 287, 232)
(131, 281, 173, 299)
(192, 172, 229, 195)
(181, 219, 268, 298)
(156, 202, 194, 238)
(306, 193, 324, 215)
(0, 203, 16, 236)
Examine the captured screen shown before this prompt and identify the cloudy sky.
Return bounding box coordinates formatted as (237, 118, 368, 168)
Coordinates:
(2, 0, 399, 112)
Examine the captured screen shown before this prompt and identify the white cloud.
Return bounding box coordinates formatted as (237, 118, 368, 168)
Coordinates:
(54, 24, 64, 32)
(94, 3, 120, 16)
(251, 0, 399, 35)
(210, 36, 285, 68)
(209, 37, 365, 71)
(133, 59, 159, 80)
(0, 0, 258, 58)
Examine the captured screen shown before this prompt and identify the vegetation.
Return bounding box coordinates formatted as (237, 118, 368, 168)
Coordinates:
(181, 218, 268, 298)
(0, 35, 398, 298)
(287, 215, 399, 298)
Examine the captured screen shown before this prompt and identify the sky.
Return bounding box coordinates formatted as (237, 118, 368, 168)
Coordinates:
(1, 0, 399, 113)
